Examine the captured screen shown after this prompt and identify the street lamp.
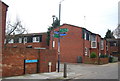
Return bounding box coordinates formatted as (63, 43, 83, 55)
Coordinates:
(57, 0, 65, 73)
(59, 0, 64, 26)
(52, 15, 56, 24)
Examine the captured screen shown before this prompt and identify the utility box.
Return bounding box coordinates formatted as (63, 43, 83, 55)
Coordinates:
(77, 56, 82, 63)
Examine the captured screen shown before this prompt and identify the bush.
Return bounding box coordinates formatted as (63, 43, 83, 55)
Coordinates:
(109, 56, 114, 63)
(90, 52, 97, 58)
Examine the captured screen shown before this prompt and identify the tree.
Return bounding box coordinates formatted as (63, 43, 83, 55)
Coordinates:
(5, 18, 28, 45)
(104, 29, 115, 39)
(113, 24, 120, 38)
(46, 16, 60, 46)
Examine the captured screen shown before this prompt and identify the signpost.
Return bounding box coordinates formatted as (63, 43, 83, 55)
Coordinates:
(53, 28, 68, 72)
(60, 28, 68, 32)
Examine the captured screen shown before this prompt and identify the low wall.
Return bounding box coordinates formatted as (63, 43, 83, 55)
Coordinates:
(2, 47, 57, 77)
(84, 57, 109, 64)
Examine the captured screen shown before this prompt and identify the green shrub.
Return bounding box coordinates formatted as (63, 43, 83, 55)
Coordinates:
(90, 52, 97, 58)
(109, 56, 113, 63)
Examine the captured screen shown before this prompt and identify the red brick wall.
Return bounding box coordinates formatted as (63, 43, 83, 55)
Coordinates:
(39, 49, 57, 73)
(84, 57, 108, 64)
(2, 47, 57, 77)
(0, 2, 8, 48)
(0, 1, 8, 77)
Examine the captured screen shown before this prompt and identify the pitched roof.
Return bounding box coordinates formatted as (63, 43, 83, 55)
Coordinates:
(60, 23, 101, 37)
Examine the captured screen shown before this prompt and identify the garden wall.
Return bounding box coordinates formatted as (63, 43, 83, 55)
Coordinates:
(84, 57, 109, 64)
(2, 47, 57, 77)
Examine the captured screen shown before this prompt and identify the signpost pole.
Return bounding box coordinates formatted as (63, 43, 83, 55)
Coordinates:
(58, 34, 60, 72)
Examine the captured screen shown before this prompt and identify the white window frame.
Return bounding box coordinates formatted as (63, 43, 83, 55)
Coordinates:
(24, 37, 27, 44)
(84, 33, 86, 40)
(4, 39, 6, 44)
(53, 41, 55, 48)
(33, 37, 39, 43)
(89, 35, 91, 41)
(8, 39, 14, 43)
(91, 35, 97, 48)
(85, 47, 88, 56)
(19, 38, 22, 43)
(101, 40, 104, 50)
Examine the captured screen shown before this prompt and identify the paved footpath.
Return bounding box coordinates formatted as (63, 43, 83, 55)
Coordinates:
(0, 62, 119, 80)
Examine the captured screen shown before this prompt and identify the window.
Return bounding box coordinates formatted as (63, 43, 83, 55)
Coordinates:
(86, 33, 89, 40)
(101, 40, 104, 50)
(84, 33, 86, 40)
(8, 39, 14, 43)
(85, 47, 90, 56)
(91, 35, 97, 48)
(85, 47, 88, 56)
(4, 39, 6, 44)
(33, 37, 39, 42)
(89, 35, 91, 41)
(24, 37, 27, 43)
(53, 41, 55, 48)
(110, 41, 117, 46)
(19, 38, 22, 43)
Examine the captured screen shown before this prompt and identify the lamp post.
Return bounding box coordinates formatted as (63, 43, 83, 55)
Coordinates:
(59, 0, 64, 25)
(57, 0, 64, 72)
(52, 15, 56, 24)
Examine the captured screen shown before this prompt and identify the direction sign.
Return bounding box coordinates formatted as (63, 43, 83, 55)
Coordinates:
(60, 28, 68, 32)
(54, 34, 60, 38)
(54, 31, 59, 34)
(60, 33, 66, 36)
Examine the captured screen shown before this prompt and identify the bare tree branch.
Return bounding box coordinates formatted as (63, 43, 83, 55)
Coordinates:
(5, 17, 28, 45)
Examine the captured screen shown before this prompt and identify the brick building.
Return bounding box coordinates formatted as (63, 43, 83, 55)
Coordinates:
(49, 24, 107, 63)
(107, 38, 120, 60)
(6, 32, 48, 48)
(0, 1, 8, 49)
(107, 38, 120, 55)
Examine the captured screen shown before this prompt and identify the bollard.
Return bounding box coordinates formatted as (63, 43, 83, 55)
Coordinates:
(63, 62, 67, 78)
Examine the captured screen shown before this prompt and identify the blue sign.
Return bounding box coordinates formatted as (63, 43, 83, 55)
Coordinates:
(54, 31, 59, 34)
(25, 59, 38, 63)
(60, 33, 67, 36)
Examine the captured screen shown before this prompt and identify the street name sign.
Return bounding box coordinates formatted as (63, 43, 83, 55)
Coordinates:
(25, 59, 38, 63)
(59, 28, 68, 32)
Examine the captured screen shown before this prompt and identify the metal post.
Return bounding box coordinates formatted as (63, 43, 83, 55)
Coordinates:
(63, 63, 67, 78)
(37, 49, 40, 73)
(58, 32, 60, 72)
(59, 3, 61, 26)
(58, 3, 61, 72)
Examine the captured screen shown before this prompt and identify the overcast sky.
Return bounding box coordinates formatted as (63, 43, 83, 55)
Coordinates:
(2, 0, 119, 37)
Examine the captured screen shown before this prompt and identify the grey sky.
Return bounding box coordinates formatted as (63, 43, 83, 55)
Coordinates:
(2, 0, 119, 37)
